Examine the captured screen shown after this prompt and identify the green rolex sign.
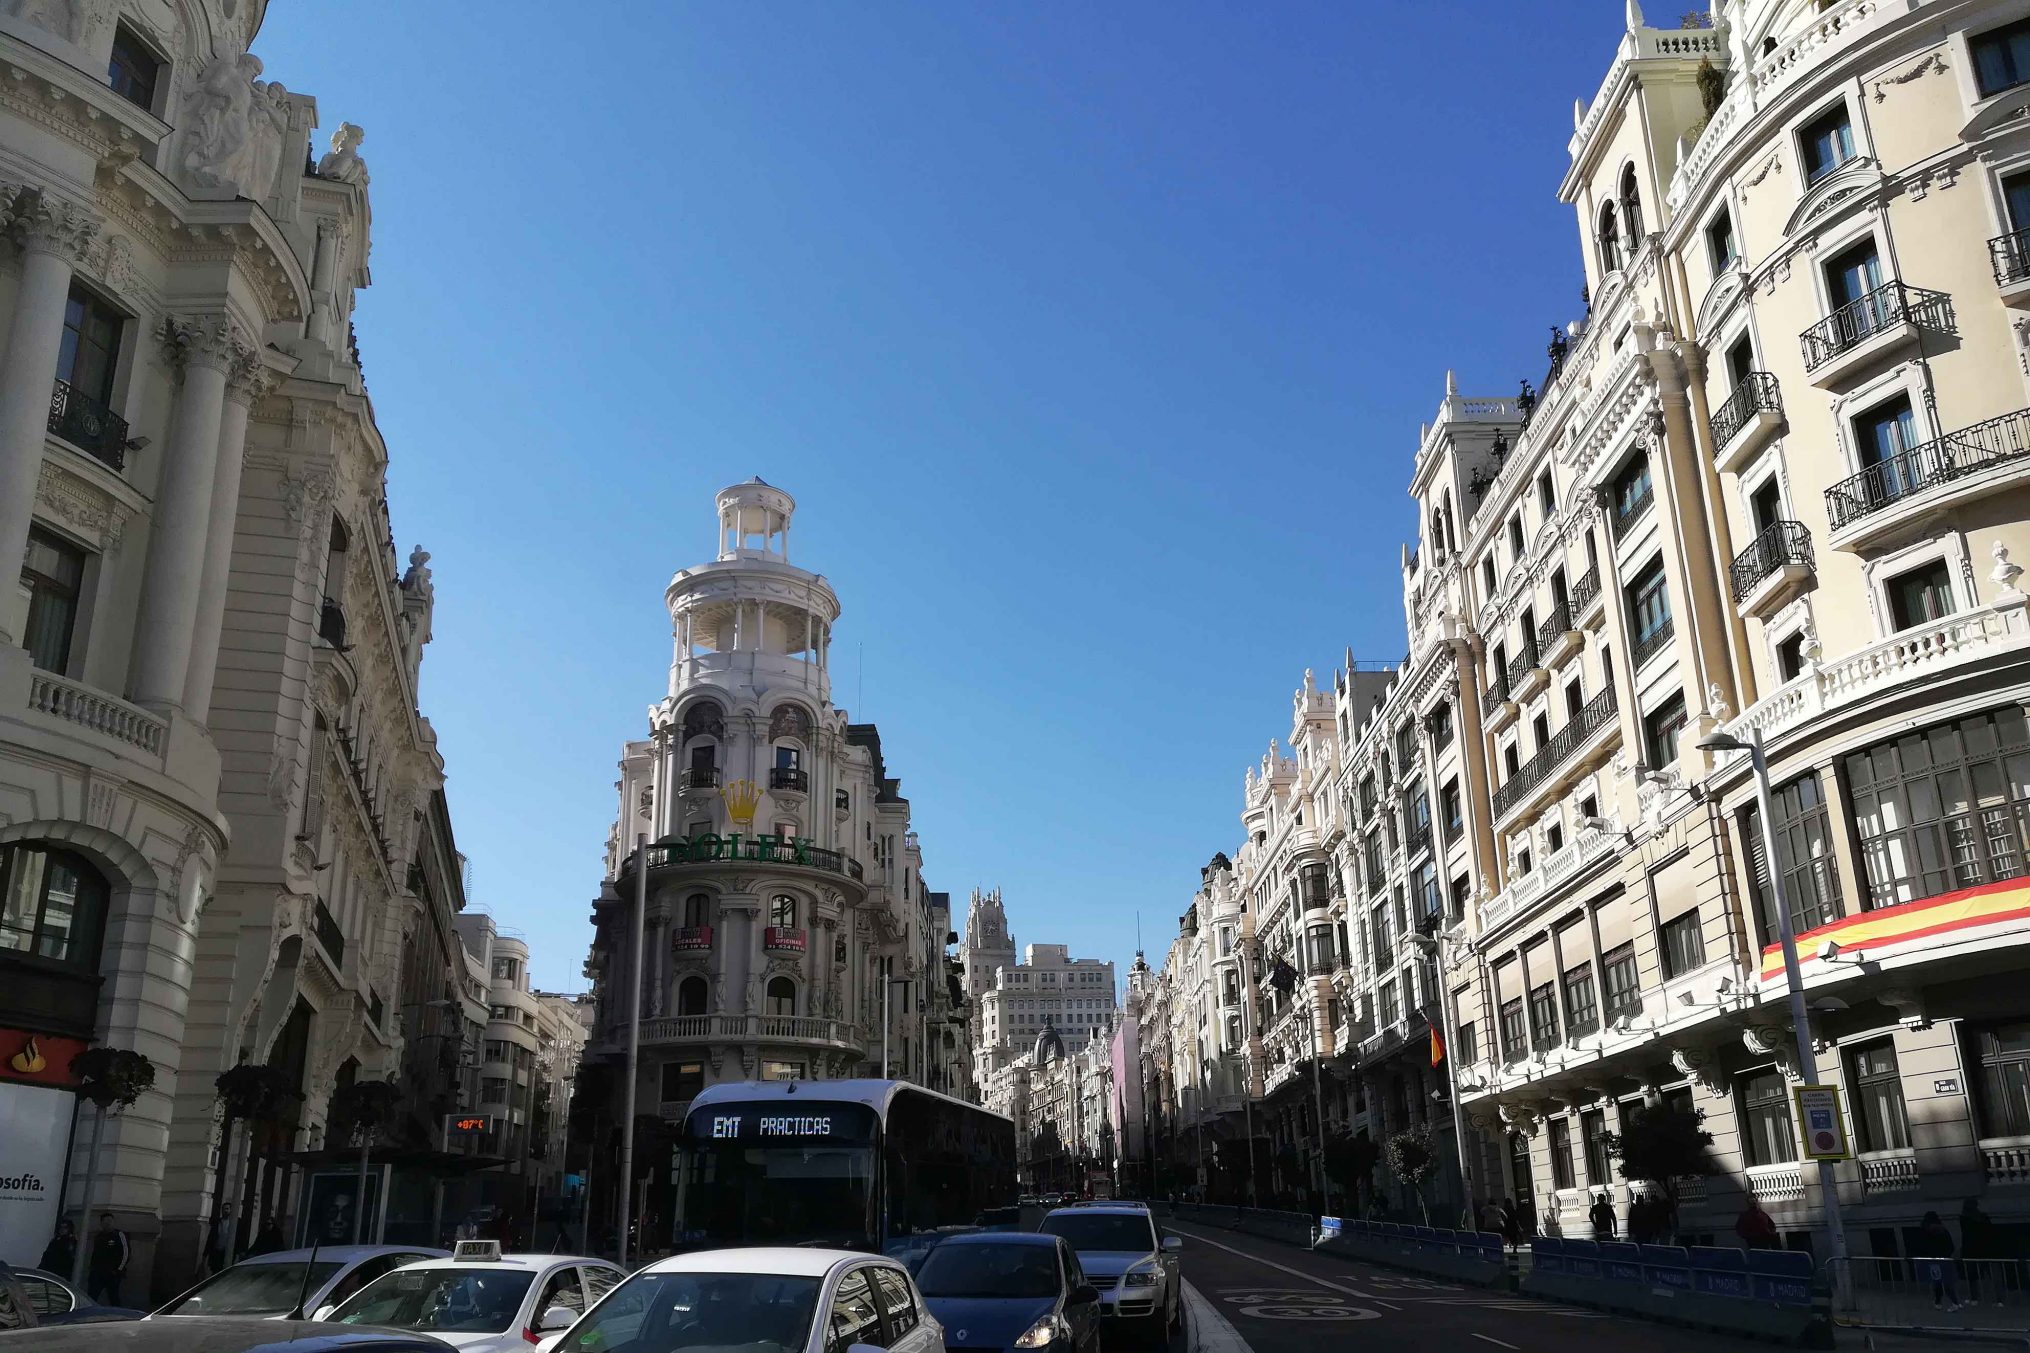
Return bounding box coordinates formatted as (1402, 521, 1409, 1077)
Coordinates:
(662, 833, 817, 865)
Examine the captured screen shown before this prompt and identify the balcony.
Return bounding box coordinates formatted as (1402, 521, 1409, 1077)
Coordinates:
(677, 766, 721, 794)
(769, 766, 810, 794)
(1506, 635, 1547, 703)
(1824, 408, 2030, 550)
(1404, 818, 1432, 860)
(1477, 812, 1624, 933)
(1572, 567, 1604, 628)
(317, 596, 348, 649)
(1729, 520, 1815, 618)
(1491, 687, 1618, 823)
(25, 670, 166, 760)
(47, 377, 128, 471)
(636, 835, 865, 883)
(1991, 227, 2030, 306)
(313, 898, 346, 968)
(1480, 673, 1512, 723)
(1536, 601, 1581, 669)
(1710, 372, 1784, 472)
(637, 1012, 865, 1055)
(1633, 616, 1676, 671)
(672, 924, 713, 951)
(763, 925, 807, 954)
(1611, 480, 1654, 540)
(1799, 282, 1954, 389)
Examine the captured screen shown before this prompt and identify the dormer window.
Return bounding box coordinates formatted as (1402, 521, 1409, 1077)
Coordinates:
(107, 25, 161, 112)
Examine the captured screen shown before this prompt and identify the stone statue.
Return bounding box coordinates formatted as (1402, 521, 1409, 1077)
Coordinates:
(1, 0, 99, 44)
(317, 122, 369, 186)
(184, 53, 288, 198)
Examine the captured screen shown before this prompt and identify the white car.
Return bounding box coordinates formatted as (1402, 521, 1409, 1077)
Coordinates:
(153, 1245, 448, 1320)
(316, 1242, 626, 1351)
(535, 1246, 943, 1353)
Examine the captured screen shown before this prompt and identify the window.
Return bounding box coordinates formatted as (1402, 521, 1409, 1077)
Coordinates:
(1659, 911, 1706, 977)
(1848, 1041, 1909, 1152)
(1744, 770, 1842, 940)
(1441, 780, 1463, 841)
(492, 957, 520, 982)
(1499, 996, 1527, 1061)
(1749, 478, 1783, 538)
(1581, 1108, 1610, 1185)
(1449, 874, 1469, 922)
(536, 1267, 586, 1319)
(870, 1267, 919, 1338)
(659, 1060, 704, 1103)
(761, 1059, 805, 1081)
(1620, 164, 1644, 240)
(1429, 702, 1454, 751)
(1528, 982, 1560, 1050)
(1563, 962, 1598, 1037)
(1739, 1067, 1797, 1166)
(1549, 1116, 1577, 1190)
(481, 1076, 509, 1104)
(1974, 16, 2030, 96)
(1613, 453, 1653, 527)
(1508, 513, 1525, 560)
(1887, 559, 1955, 631)
(1853, 395, 1918, 505)
(1456, 1019, 1477, 1064)
(1707, 207, 1738, 271)
(1643, 693, 1687, 773)
(1975, 1023, 2030, 1138)
(0, 843, 109, 968)
(1845, 708, 2030, 908)
(1537, 469, 1556, 516)
(1378, 981, 1399, 1028)
(1364, 832, 1385, 895)
(107, 24, 161, 110)
(1565, 677, 1585, 719)
(58, 283, 122, 408)
(21, 527, 86, 673)
(1602, 942, 1641, 1021)
(1825, 238, 1884, 311)
(1799, 103, 1856, 183)
(1546, 821, 1564, 854)
(1598, 201, 1621, 274)
(683, 893, 709, 928)
(829, 1270, 883, 1351)
(1482, 554, 1498, 599)
(766, 976, 796, 1017)
(1627, 558, 1672, 663)
(769, 894, 797, 928)
(1776, 632, 1807, 681)
(677, 976, 707, 1018)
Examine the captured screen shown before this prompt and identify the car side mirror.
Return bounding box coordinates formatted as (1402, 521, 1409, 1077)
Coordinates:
(1162, 1237, 1183, 1254)
(310, 1305, 336, 1323)
(1071, 1283, 1101, 1305)
(537, 1306, 579, 1333)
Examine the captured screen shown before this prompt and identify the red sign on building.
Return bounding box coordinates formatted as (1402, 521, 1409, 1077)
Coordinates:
(763, 926, 807, 953)
(673, 925, 714, 951)
(0, 1029, 88, 1089)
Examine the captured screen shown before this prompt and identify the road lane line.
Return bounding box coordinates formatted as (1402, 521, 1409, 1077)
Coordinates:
(1470, 1335, 1519, 1350)
(1183, 1280, 1254, 1353)
(1169, 1223, 1403, 1312)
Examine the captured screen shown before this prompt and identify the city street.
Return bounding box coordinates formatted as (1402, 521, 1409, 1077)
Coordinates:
(1164, 1221, 1784, 1353)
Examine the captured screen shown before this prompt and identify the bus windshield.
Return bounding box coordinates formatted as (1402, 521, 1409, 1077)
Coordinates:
(679, 1102, 878, 1250)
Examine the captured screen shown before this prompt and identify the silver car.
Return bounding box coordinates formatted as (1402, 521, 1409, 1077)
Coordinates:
(1037, 1206, 1182, 1346)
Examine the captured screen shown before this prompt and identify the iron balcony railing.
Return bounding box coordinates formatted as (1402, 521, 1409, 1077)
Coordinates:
(1710, 371, 1782, 450)
(48, 377, 128, 470)
(681, 766, 721, 789)
(1405, 817, 1432, 858)
(769, 766, 810, 792)
(1505, 635, 1541, 691)
(1491, 686, 1617, 820)
(317, 596, 347, 648)
(638, 836, 865, 882)
(1825, 407, 2030, 530)
(1611, 479, 1654, 538)
(1992, 227, 2030, 288)
(1799, 281, 1954, 371)
(1481, 672, 1511, 717)
(1633, 616, 1676, 669)
(1729, 520, 1814, 600)
(1535, 600, 1573, 655)
(1572, 566, 1601, 615)
(313, 898, 346, 967)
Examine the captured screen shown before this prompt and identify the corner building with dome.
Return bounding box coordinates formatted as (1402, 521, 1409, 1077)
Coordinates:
(577, 481, 972, 1241)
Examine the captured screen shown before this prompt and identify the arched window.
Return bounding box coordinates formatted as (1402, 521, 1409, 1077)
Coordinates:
(0, 843, 110, 968)
(1620, 164, 1644, 242)
(770, 894, 797, 928)
(677, 975, 708, 1017)
(1597, 202, 1621, 275)
(681, 702, 724, 786)
(766, 976, 796, 1017)
(683, 893, 710, 928)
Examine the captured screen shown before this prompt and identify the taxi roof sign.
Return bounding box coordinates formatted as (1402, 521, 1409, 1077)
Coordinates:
(452, 1240, 502, 1262)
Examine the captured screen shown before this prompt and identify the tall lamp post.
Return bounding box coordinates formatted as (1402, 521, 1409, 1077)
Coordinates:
(1268, 955, 1329, 1214)
(1698, 727, 1852, 1276)
(1408, 931, 1476, 1225)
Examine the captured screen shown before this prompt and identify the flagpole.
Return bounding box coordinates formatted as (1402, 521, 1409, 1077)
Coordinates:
(1419, 935, 1475, 1226)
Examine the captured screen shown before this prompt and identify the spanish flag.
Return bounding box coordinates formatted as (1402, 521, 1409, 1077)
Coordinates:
(1430, 1022, 1445, 1068)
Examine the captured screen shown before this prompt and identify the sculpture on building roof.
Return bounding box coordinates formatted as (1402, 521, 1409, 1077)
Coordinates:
(184, 53, 290, 200)
(317, 122, 370, 187)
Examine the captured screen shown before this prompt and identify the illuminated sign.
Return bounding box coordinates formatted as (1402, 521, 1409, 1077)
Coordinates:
(659, 834, 817, 865)
(684, 1102, 876, 1143)
(447, 1114, 493, 1137)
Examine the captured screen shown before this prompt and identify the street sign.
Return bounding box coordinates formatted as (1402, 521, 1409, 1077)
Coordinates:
(1793, 1084, 1851, 1161)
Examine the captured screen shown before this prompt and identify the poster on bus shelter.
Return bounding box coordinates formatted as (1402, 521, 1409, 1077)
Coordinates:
(1793, 1084, 1851, 1161)
(298, 1167, 389, 1248)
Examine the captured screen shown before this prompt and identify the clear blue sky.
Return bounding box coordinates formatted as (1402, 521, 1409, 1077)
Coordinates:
(253, 2, 1619, 994)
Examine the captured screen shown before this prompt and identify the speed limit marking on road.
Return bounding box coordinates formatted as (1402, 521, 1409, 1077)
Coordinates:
(1235, 1303, 1381, 1320)
(1217, 1288, 1342, 1304)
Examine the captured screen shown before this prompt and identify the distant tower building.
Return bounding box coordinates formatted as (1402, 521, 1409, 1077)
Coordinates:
(964, 887, 1015, 1005)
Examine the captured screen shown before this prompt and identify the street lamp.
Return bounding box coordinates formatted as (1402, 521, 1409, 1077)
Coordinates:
(1698, 726, 1852, 1276)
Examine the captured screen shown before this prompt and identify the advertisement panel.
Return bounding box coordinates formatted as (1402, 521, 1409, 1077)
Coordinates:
(297, 1167, 389, 1248)
(0, 1082, 75, 1266)
(1793, 1084, 1852, 1161)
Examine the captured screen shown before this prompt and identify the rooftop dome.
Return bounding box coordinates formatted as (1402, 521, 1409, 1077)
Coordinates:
(1033, 1020, 1066, 1064)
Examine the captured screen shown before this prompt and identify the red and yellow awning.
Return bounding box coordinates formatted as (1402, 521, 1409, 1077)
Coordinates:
(1761, 875, 2030, 982)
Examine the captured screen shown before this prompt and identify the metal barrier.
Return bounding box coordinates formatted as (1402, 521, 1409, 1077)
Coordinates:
(1829, 1256, 2030, 1334)
(1160, 1201, 1317, 1247)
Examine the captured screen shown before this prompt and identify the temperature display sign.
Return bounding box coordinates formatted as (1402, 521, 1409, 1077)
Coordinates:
(446, 1114, 493, 1137)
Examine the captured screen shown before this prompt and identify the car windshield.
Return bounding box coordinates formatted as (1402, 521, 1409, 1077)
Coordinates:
(328, 1265, 538, 1333)
(159, 1260, 346, 1315)
(1038, 1215, 1154, 1253)
(562, 1271, 821, 1353)
(915, 1244, 1061, 1299)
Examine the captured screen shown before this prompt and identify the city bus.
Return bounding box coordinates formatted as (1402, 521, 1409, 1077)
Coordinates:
(676, 1079, 1016, 1258)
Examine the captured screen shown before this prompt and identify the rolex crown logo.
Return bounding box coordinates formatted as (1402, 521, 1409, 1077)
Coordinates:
(721, 778, 761, 825)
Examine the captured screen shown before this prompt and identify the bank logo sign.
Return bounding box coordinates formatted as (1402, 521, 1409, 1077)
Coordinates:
(0, 1082, 73, 1268)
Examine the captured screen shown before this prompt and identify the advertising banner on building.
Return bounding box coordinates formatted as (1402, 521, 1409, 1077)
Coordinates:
(0, 1081, 75, 1266)
(298, 1167, 389, 1248)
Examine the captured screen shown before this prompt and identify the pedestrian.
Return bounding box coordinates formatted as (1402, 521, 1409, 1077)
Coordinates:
(86, 1211, 128, 1305)
(1961, 1197, 2001, 1307)
(1499, 1197, 1522, 1247)
(1590, 1190, 1616, 1241)
(252, 1214, 283, 1256)
(38, 1218, 75, 1275)
(1918, 1210, 1963, 1311)
(1479, 1197, 1505, 1236)
(205, 1203, 233, 1275)
(1734, 1191, 1778, 1251)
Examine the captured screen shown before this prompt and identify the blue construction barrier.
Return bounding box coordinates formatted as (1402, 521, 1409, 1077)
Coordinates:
(1309, 1217, 1512, 1288)
(1521, 1237, 1824, 1345)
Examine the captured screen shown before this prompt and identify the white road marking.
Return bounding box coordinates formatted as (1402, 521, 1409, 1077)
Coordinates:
(1183, 1281, 1254, 1353)
(1168, 1223, 1403, 1312)
(1470, 1334, 1520, 1350)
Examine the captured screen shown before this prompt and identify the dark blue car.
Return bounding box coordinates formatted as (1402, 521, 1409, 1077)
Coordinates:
(915, 1233, 1101, 1353)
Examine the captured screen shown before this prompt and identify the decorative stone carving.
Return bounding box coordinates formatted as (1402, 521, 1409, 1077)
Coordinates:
(1704, 682, 1731, 722)
(13, 189, 100, 262)
(1742, 1025, 1800, 1079)
(1671, 1046, 1729, 1096)
(225, 350, 281, 407)
(768, 703, 812, 742)
(183, 53, 291, 198)
(1498, 1101, 1543, 1137)
(35, 463, 127, 554)
(278, 464, 336, 527)
(1994, 541, 2026, 604)
(1, 0, 110, 46)
(316, 122, 369, 185)
(160, 312, 254, 374)
(1877, 988, 1929, 1029)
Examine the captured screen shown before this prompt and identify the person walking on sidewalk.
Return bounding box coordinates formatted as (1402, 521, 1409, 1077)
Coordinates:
(1589, 1191, 1616, 1241)
(1961, 1197, 2001, 1306)
(86, 1212, 128, 1306)
(1735, 1193, 1778, 1251)
(1917, 1211, 1963, 1311)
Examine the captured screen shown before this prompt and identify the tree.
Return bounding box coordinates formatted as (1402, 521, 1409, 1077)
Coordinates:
(69, 1047, 156, 1285)
(211, 1063, 302, 1269)
(328, 1080, 404, 1244)
(1385, 1126, 1438, 1223)
(1696, 57, 1726, 118)
(1325, 1130, 1380, 1216)
(1603, 1101, 1715, 1210)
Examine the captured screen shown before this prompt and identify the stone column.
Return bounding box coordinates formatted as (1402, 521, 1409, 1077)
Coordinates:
(0, 191, 100, 647)
(182, 353, 275, 720)
(132, 314, 249, 710)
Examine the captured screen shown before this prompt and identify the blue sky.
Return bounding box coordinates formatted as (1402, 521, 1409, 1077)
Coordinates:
(253, 2, 1620, 994)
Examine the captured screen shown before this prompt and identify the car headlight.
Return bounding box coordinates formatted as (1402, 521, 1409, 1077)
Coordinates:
(1123, 1261, 1159, 1288)
(1015, 1314, 1069, 1348)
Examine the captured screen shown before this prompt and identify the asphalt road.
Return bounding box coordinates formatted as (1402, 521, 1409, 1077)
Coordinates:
(1163, 1218, 1791, 1353)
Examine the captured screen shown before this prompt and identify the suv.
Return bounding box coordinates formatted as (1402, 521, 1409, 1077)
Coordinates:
(1038, 1205, 1180, 1346)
